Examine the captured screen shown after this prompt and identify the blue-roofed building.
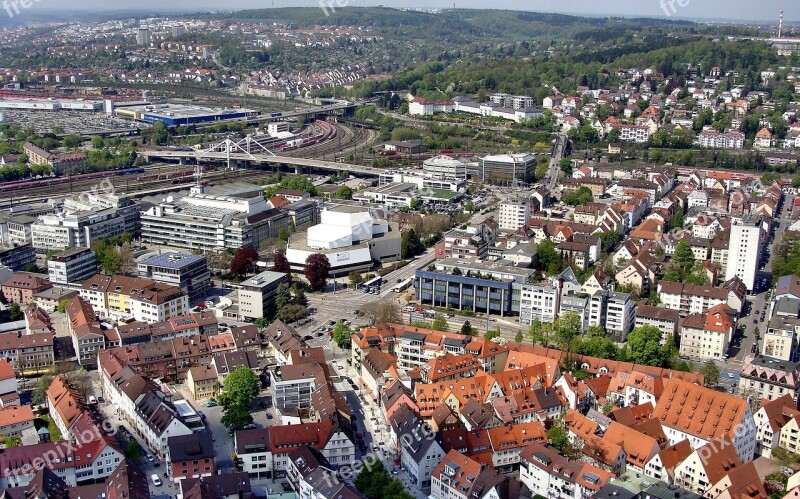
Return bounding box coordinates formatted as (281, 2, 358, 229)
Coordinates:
(138, 252, 211, 303)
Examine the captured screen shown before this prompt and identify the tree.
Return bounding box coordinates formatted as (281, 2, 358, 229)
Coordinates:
(124, 440, 142, 460)
(546, 422, 570, 452)
(577, 326, 618, 360)
(401, 229, 424, 259)
(8, 303, 22, 321)
(276, 304, 307, 323)
(332, 322, 352, 348)
(515, 330, 524, 344)
(409, 198, 422, 210)
(360, 300, 400, 326)
(484, 330, 500, 341)
(555, 311, 582, 361)
(354, 460, 414, 499)
(623, 325, 667, 367)
(335, 185, 354, 200)
(559, 157, 572, 176)
(461, 320, 474, 335)
(528, 318, 550, 347)
(672, 241, 696, 274)
(431, 314, 448, 332)
(761, 172, 778, 185)
(701, 361, 721, 387)
(32, 375, 53, 406)
(535, 240, 559, 274)
(100, 249, 122, 275)
(254, 317, 268, 332)
(349, 272, 363, 286)
(278, 227, 289, 242)
(562, 187, 594, 206)
(219, 366, 259, 428)
(275, 283, 293, 310)
(230, 247, 259, 276)
(272, 251, 290, 274)
(304, 254, 331, 291)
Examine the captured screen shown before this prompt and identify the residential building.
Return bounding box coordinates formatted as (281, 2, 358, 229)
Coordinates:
(186, 365, 219, 401)
(138, 252, 211, 302)
(285, 446, 364, 499)
(31, 194, 139, 252)
(409, 97, 453, 116)
(519, 285, 560, 325)
(725, 216, 765, 291)
(66, 295, 108, 368)
(166, 433, 216, 484)
(518, 442, 614, 499)
(763, 316, 800, 361)
(440, 228, 489, 260)
(0, 328, 55, 375)
(498, 199, 531, 231)
(268, 422, 355, 476)
(673, 440, 741, 496)
(1, 273, 52, 305)
(23, 142, 85, 173)
(654, 378, 756, 464)
(80, 274, 188, 322)
(753, 394, 799, 458)
(0, 405, 34, 436)
(238, 270, 288, 321)
(235, 428, 273, 479)
(178, 473, 254, 499)
(635, 305, 680, 345)
(588, 290, 635, 341)
(658, 278, 745, 316)
(678, 304, 737, 361)
(47, 247, 96, 285)
(739, 355, 800, 405)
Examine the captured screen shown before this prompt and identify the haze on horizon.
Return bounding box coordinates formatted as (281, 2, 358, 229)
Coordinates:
(26, 0, 800, 23)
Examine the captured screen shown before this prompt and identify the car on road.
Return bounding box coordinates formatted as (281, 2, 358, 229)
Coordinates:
(726, 373, 735, 378)
(205, 400, 218, 407)
(267, 413, 273, 419)
(147, 454, 155, 463)
(151, 474, 162, 487)
(303, 335, 313, 341)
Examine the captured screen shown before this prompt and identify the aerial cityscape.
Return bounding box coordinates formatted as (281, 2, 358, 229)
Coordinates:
(0, 3, 797, 499)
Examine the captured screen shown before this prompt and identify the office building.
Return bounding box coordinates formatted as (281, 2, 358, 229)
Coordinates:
(31, 194, 140, 252)
(423, 155, 467, 179)
(138, 252, 211, 303)
(416, 257, 534, 316)
(136, 28, 152, 45)
(498, 198, 531, 231)
(238, 270, 287, 321)
(0, 244, 35, 271)
(726, 216, 765, 291)
(479, 153, 536, 184)
(379, 171, 466, 192)
(519, 285, 559, 324)
(47, 247, 96, 285)
(141, 184, 289, 251)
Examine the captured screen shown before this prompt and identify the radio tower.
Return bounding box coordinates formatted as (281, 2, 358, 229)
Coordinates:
(779, 10, 784, 38)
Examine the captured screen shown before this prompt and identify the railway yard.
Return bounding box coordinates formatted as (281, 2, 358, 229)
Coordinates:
(0, 121, 379, 205)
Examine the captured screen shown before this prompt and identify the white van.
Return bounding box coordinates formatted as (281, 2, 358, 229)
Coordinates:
(151, 474, 162, 487)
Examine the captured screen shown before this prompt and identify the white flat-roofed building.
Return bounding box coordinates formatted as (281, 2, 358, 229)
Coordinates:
(238, 270, 287, 321)
(31, 194, 140, 252)
(378, 171, 465, 192)
(47, 246, 96, 285)
(520, 285, 559, 324)
(287, 205, 401, 275)
(726, 215, 765, 291)
(423, 156, 467, 179)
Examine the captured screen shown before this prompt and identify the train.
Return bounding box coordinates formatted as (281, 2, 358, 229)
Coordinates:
(0, 167, 145, 193)
(278, 119, 336, 152)
(136, 167, 208, 182)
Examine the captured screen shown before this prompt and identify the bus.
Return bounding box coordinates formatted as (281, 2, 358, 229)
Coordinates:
(392, 278, 414, 293)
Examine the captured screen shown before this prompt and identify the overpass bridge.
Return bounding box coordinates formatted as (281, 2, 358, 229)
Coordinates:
(141, 138, 378, 176)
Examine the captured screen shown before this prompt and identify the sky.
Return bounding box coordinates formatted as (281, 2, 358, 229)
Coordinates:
(27, 0, 800, 23)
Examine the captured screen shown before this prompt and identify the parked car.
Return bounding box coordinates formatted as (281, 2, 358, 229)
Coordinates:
(205, 400, 218, 407)
(151, 474, 162, 486)
(243, 423, 258, 430)
(147, 454, 155, 463)
(267, 413, 273, 420)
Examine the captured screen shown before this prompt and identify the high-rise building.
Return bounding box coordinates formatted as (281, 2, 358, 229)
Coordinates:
(137, 252, 211, 303)
(498, 198, 531, 231)
(47, 247, 96, 284)
(238, 270, 288, 321)
(136, 28, 152, 46)
(726, 215, 765, 292)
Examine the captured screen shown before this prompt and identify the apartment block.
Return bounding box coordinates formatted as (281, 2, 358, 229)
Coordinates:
(47, 246, 97, 284)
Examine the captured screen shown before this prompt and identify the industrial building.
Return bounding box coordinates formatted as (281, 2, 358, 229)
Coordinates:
(286, 205, 401, 276)
(115, 103, 257, 125)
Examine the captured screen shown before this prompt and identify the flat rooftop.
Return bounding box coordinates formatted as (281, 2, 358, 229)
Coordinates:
(140, 252, 206, 269)
(240, 270, 287, 290)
